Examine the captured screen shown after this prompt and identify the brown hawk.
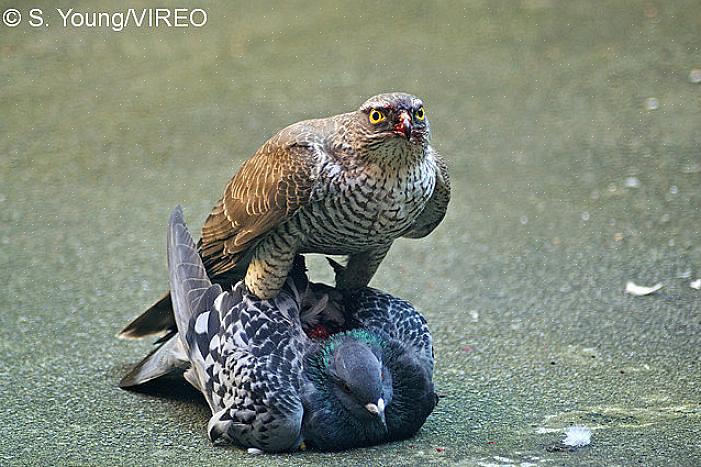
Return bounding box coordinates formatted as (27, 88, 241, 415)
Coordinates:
(121, 92, 450, 338)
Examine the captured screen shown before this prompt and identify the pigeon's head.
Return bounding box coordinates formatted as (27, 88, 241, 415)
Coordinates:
(320, 330, 393, 428)
(355, 92, 430, 153)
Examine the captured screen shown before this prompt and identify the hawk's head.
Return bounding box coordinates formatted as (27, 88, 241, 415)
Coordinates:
(355, 92, 430, 153)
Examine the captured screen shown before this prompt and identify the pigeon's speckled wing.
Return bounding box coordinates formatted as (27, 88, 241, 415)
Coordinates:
(191, 281, 312, 452)
(199, 124, 323, 278)
(167, 206, 311, 452)
(402, 151, 450, 239)
(343, 288, 434, 372)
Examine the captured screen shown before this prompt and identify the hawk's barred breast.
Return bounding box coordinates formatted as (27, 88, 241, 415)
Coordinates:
(293, 147, 438, 254)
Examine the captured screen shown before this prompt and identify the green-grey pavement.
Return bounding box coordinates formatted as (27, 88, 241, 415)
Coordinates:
(1, 1, 699, 465)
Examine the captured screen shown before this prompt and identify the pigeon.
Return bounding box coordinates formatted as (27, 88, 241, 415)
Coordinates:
(319, 259, 437, 442)
(121, 92, 450, 339)
(120, 206, 437, 452)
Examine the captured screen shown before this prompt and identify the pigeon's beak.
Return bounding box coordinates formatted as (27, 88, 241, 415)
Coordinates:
(365, 398, 387, 427)
(393, 110, 412, 139)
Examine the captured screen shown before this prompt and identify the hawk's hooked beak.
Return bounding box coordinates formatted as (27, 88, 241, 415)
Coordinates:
(393, 110, 412, 139)
(365, 398, 387, 427)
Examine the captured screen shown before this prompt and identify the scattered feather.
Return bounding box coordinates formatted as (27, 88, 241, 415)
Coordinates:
(625, 281, 663, 296)
(689, 68, 701, 84)
(562, 426, 592, 448)
(624, 176, 641, 188)
(247, 447, 264, 455)
(644, 97, 659, 110)
(300, 286, 345, 330)
(300, 293, 329, 326)
(690, 279, 701, 290)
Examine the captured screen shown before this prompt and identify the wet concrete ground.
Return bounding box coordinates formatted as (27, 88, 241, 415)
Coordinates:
(1, 1, 699, 465)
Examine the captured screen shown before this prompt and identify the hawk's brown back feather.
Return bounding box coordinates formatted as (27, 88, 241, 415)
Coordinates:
(199, 126, 320, 277)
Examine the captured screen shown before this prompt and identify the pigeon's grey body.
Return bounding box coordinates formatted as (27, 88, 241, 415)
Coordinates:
(121, 207, 436, 452)
(121, 92, 449, 339)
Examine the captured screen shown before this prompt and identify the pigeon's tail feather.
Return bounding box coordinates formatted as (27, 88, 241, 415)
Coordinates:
(167, 206, 221, 352)
(167, 206, 223, 409)
(118, 292, 175, 339)
(118, 335, 187, 388)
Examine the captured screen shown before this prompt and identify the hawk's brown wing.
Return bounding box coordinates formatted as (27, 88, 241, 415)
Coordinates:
(119, 127, 320, 340)
(199, 128, 320, 278)
(402, 152, 451, 239)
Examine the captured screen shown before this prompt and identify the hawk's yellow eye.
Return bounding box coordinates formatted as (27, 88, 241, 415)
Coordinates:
(415, 106, 425, 121)
(368, 109, 386, 124)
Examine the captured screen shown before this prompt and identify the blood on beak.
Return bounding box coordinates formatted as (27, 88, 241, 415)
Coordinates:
(393, 110, 412, 139)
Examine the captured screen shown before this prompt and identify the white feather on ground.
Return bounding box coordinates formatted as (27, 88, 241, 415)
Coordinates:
(690, 279, 701, 290)
(625, 281, 663, 296)
(562, 426, 592, 447)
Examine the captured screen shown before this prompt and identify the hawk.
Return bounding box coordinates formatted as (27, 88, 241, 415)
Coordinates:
(121, 92, 450, 339)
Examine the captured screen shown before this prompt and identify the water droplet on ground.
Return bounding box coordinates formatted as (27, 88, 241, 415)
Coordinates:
(689, 69, 701, 84)
(644, 97, 659, 110)
(624, 176, 641, 188)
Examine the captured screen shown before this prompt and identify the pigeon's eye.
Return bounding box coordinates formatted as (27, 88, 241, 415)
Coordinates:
(415, 106, 425, 121)
(341, 382, 352, 393)
(368, 109, 386, 125)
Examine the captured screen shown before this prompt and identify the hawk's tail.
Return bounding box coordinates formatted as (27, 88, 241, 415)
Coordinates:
(118, 292, 175, 339)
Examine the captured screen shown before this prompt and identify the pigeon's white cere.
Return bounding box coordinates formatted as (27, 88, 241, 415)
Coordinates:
(562, 426, 592, 447)
(365, 403, 380, 415)
(377, 398, 385, 413)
